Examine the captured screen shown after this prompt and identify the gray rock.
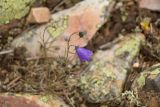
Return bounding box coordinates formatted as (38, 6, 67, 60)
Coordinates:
(131, 63, 160, 107)
(78, 33, 145, 103)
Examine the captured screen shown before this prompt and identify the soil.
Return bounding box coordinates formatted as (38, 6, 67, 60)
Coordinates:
(0, 0, 160, 107)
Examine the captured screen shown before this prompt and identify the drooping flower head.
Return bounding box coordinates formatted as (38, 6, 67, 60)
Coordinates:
(75, 46, 93, 62)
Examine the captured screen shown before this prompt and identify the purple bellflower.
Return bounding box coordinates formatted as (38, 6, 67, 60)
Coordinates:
(75, 46, 93, 62)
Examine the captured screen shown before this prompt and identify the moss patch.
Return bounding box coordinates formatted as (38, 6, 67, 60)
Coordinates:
(0, 0, 35, 24)
(137, 74, 146, 88)
(115, 34, 144, 62)
(47, 15, 69, 38)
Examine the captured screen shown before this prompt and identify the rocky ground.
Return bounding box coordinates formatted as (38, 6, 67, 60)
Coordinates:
(0, 0, 160, 107)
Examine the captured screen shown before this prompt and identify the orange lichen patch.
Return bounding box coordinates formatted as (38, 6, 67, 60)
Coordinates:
(64, 8, 101, 47)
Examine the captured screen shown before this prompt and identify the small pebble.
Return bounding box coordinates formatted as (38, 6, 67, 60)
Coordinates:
(27, 7, 51, 24)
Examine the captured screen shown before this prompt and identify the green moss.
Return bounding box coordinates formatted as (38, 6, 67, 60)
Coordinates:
(47, 15, 69, 38)
(79, 60, 117, 102)
(148, 63, 160, 75)
(150, 68, 160, 75)
(115, 35, 143, 62)
(39, 95, 50, 104)
(134, 64, 160, 89)
(137, 74, 146, 88)
(0, 0, 35, 24)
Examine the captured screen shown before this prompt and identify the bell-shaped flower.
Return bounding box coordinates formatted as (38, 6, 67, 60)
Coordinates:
(76, 47, 93, 62)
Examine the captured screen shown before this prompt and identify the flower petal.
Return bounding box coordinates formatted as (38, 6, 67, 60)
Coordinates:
(76, 47, 93, 61)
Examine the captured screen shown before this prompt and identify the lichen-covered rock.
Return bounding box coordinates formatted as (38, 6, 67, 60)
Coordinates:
(0, 0, 35, 24)
(11, 0, 112, 59)
(0, 93, 69, 107)
(131, 63, 160, 107)
(78, 33, 145, 103)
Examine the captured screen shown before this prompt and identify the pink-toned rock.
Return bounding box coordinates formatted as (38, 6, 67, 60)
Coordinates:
(27, 7, 51, 23)
(0, 93, 69, 107)
(12, 0, 113, 61)
(139, 0, 160, 11)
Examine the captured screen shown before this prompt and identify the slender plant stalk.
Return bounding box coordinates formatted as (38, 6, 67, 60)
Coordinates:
(65, 32, 78, 61)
